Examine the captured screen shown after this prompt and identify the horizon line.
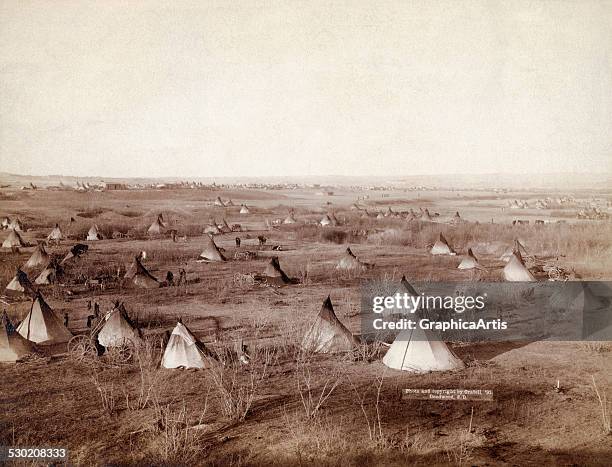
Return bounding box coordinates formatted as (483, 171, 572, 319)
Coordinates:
(2, 170, 612, 181)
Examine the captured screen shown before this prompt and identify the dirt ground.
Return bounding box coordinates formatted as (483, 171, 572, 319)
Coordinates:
(1, 186, 611, 466)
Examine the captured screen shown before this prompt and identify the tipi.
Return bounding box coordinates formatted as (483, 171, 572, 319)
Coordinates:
(450, 211, 464, 224)
(204, 223, 221, 235)
(383, 275, 420, 318)
(500, 239, 529, 262)
(4, 269, 36, 297)
(35, 262, 59, 285)
(47, 224, 64, 242)
(320, 213, 339, 227)
(17, 294, 72, 344)
(0, 312, 36, 362)
(2, 229, 25, 248)
(457, 248, 483, 270)
(264, 256, 290, 285)
(162, 321, 212, 369)
(383, 325, 465, 373)
(214, 197, 225, 207)
(128, 256, 160, 288)
(283, 212, 297, 224)
(87, 225, 102, 241)
(320, 214, 333, 226)
(147, 216, 165, 235)
(8, 218, 23, 231)
(336, 247, 367, 271)
(503, 251, 535, 282)
(24, 244, 49, 269)
(301, 296, 358, 353)
(240, 204, 250, 214)
(421, 208, 435, 222)
(199, 235, 226, 262)
(220, 219, 232, 233)
(124, 251, 146, 279)
(97, 303, 142, 348)
(430, 233, 456, 255)
(405, 211, 418, 222)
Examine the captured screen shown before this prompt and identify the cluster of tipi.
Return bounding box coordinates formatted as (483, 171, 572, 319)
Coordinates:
(2, 222, 64, 249)
(2, 269, 463, 372)
(1, 293, 72, 362)
(4, 239, 89, 293)
(430, 234, 534, 281)
(300, 277, 465, 372)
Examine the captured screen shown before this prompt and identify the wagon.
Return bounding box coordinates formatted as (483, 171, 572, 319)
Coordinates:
(66, 316, 135, 365)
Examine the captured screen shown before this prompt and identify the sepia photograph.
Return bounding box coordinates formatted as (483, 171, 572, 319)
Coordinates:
(1, 1, 611, 465)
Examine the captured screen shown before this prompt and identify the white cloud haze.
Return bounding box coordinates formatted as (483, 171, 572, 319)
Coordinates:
(1, 0, 610, 177)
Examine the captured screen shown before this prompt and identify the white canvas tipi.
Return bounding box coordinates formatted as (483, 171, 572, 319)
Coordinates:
(47, 224, 64, 242)
(87, 224, 102, 241)
(162, 322, 211, 369)
(383, 325, 465, 373)
(283, 212, 297, 224)
(4, 269, 36, 297)
(457, 248, 483, 270)
(8, 218, 23, 231)
(336, 247, 367, 271)
(301, 296, 358, 353)
(129, 256, 160, 289)
(239, 204, 250, 214)
(500, 239, 529, 262)
(147, 217, 164, 235)
(24, 244, 49, 269)
(2, 229, 25, 248)
(382, 275, 420, 318)
(199, 235, 226, 262)
(35, 263, 59, 285)
(503, 251, 535, 282)
(264, 256, 291, 285)
(0, 312, 36, 362)
(430, 233, 456, 255)
(204, 223, 221, 235)
(17, 294, 72, 344)
(97, 304, 142, 348)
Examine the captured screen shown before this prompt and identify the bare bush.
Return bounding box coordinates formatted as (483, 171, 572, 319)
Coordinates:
(153, 402, 207, 464)
(348, 369, 386, 443)
(591, 376, 611, 434)
(91, 370, 118, 418)
(207, 347, 269, 421)
(123, 340, 164, 411)
(295, 360, 342, 420)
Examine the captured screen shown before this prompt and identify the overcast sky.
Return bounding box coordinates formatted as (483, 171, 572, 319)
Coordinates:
(1, 1, 610, 178)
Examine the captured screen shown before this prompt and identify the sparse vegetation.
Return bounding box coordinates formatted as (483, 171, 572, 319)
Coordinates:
(1, 184, 611, 465)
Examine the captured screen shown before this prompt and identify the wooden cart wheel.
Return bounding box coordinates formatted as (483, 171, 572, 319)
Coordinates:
(106, 337, 134, 364)
(67, 335, 97, 363)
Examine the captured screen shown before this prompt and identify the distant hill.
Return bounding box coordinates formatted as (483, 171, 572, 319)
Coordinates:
(0, 171, 610, 191)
